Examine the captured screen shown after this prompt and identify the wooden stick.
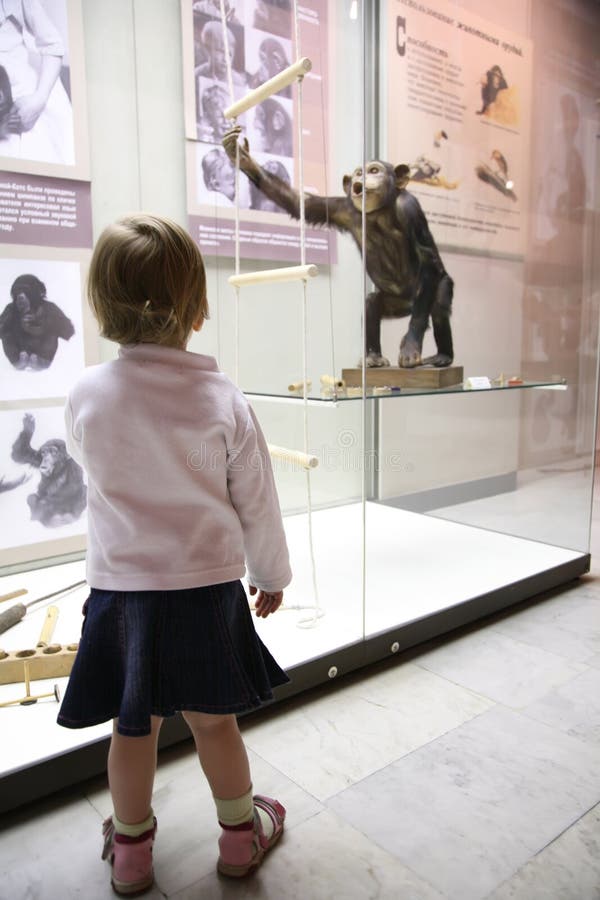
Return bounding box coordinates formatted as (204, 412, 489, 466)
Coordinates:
(288, 380, 312, 392)
(37, 606, 59, 648)
(0, 589, 27, 604)
(320, 374, 345, 388)
(224, 57, 312, 118)
(268, 444, 319, 469)
(229, 264, 318, 287)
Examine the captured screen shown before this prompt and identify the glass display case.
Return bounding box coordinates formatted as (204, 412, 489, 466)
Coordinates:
(1, 0, 599, 813)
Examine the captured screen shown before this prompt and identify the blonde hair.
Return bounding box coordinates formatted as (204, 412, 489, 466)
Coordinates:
(87, 214, 208, 347)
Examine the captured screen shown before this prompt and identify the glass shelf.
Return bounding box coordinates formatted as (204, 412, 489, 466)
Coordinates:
(245, 378, 568, 403)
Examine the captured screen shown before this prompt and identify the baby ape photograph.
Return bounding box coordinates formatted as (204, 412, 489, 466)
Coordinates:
(0, 407, 87, 552)
(0, 257, 85, 402)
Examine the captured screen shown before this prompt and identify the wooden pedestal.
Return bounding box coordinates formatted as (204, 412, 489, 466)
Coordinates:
(341, 365, 464, 390)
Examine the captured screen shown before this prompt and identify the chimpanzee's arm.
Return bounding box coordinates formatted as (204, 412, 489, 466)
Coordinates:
(45, 302, 75, 341)
(223, 126, 353, 231)
(11, 414, 42, 467)
(0, 303, 22, 365)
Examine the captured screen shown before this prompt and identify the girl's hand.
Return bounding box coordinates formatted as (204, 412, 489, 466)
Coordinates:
(249, 584, 283, 618)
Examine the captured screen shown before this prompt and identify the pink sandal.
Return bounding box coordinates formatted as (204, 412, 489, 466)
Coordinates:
(217, 795, 286, 878)
(101, 816, 157, 896)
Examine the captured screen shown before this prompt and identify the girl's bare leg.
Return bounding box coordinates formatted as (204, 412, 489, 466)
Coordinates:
(181, 711, 251, 800)
(107, 715, 163, 824)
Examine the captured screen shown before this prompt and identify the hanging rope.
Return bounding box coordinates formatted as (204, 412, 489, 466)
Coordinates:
(218, 0, 323, 626)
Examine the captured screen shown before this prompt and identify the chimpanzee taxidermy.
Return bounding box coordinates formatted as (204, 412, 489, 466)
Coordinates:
(0, 274, 75, 370)
(10, 413, 86, 527)
(0, 64, 13, 138)
(223, 127, 453, 367)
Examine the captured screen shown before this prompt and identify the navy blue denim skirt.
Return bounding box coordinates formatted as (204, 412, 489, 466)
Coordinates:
(57, 581, 290, 736)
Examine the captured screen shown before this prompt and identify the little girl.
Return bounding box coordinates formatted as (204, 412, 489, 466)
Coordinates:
(57, 214, 291, 896)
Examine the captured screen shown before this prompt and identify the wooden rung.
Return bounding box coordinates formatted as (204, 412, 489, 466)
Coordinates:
(268, 444, 319, 469)
(229, 264, 318, 287)
(224, 57, 312, 119)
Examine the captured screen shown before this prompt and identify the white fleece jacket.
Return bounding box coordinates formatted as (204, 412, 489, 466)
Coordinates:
(65, 343, 292, 593)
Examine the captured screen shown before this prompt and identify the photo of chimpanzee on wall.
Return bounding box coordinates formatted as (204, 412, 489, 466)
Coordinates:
(0, 407, 87, 550)
(0, 258, 85, 401)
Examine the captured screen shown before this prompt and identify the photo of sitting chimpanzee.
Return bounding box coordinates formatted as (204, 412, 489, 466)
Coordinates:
(10, 413, 86, 528)
(0, 273, 75, 370)
(224, 126, 454, 368)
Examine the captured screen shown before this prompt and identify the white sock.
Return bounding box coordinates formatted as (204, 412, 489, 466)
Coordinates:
(214, 787, 253, 827)
(112, 808, 154, 837)
(214, 787, 275, 838)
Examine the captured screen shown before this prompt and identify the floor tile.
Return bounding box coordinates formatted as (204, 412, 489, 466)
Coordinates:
(242, 660, 493, 800)
(489, 588, 600, 663)
(521, 667, 600, 746)
(487, 804, 600, 900)
(0, 792, 165, 899)
(414, 627, 587, 707)
(170, 810, 446, 900)
(328, 705, 600, 900)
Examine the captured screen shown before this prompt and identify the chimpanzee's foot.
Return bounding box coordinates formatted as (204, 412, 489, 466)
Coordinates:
(398, 347, 422, 367)
(29, 354, 51, 370)
(15, 351, 29, 370)
(361, 354, 390, 368)
(421, 353, 453, 368)
(399, 334, 424, 368)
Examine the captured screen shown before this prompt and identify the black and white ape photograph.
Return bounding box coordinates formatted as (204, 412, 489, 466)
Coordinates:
(224, 126, 454, 368)
(248, 0, 292, 39)
(250, 97, 293, 158)
(0, 258, 85, 401)
(0, 407, 87, 552)
(0, 0, 76, 167)
(246, 32, 293, 99)
(249, 155, 292, 211)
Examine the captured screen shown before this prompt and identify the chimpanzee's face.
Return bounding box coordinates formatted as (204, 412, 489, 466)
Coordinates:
(39, 444, 60, 476)
(15, 292, 31, 316)
(16, 291, 44, 334)
(347, 162, 391, 213)
(260, 45, 286, 78)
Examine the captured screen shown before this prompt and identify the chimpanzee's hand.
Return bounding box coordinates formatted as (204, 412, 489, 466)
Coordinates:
(222, 125, 250, 164)
(22, 412, 35, 436)
(248, 584, 284, 618)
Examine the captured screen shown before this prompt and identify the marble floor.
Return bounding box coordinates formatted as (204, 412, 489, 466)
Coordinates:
(1, 500, 599, 898)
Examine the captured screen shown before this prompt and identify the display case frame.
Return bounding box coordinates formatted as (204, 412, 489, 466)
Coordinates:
(1, 0, 598, 815)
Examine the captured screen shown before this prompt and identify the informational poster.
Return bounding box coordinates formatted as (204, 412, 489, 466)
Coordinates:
(386, 0, 532, 256)
(0, 1, 92, 570)
(181, 0, 336, 264)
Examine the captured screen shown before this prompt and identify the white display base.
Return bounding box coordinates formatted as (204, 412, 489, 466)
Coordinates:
(0, 503, 582, 779)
